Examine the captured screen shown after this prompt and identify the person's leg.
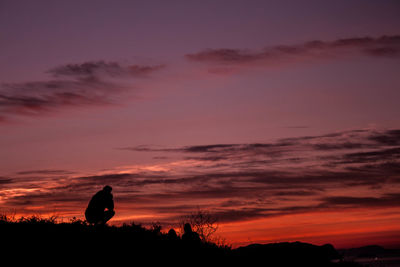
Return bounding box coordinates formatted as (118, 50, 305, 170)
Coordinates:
(85, 209, 97, 224)
(103, 210, 115, 224)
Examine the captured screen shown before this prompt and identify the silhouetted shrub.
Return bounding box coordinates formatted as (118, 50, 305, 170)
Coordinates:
(179, 208, 219, 243)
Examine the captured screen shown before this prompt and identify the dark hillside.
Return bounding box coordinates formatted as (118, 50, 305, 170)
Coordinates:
(1, 216, 229, 265)
(1, 216, 360, 266)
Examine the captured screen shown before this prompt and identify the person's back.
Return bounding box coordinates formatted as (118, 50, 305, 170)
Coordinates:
(182, 223, 201, 243)
(87, 190, 113, 211)
(85, 185, 115, 224)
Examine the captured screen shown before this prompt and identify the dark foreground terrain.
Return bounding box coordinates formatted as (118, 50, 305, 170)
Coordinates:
(1, 216, 361, 266)
(338, 246, 400, 267)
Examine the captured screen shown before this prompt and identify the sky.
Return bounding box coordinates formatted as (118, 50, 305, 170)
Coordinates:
(1, 0, 400, 249)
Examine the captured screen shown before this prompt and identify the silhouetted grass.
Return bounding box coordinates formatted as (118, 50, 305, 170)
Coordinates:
(1, 214, 229, 265)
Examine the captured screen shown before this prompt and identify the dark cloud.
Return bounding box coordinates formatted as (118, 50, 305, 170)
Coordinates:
(48, 61, 165, 80)
(209, 207, 270, 223)
(0, 177, 13, 185)
(368, 130, 400, 146)
(365, 46, 400, 57)
(248, 170, 391, 188)
(207, 204, 333, 223)
(183, 144, 238, 153)
(0, 79, 116, 118)
(4, 191, 88, 207)
(0, 61, 164, 122)
(186, 48, 260, 64)
(127, 64, 165, 76)
(183, 156, 228, 162)
(120, 141, 296, 158)
(76, 173, 136, 185)
(354, 162, 400, 174)
(185, 35, 400, 66)
(320, 193, 400, 208)
(205, 192, 400, 223)
(16, 169, 75, 175)
(118, 144, 240, 153)
(273, 190, 321, 197)
(338, 147, 400, 164)
(312, 142, 371, 151)
(49, 61, 125, 79)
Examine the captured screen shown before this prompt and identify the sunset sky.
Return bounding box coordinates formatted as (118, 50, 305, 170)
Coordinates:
(1, 0, 400, 248)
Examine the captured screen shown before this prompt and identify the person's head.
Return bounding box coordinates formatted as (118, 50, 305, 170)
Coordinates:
(184, 223, 192, 233)
(103, 185, 112, 193)
(168, 228, 177, 238)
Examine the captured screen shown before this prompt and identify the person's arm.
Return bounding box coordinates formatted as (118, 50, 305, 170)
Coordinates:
(106, 194, 114, 211)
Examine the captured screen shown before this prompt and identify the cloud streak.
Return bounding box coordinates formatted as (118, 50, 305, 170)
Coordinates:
(185, 35, 400, 69)
(0, 61, 164, 122)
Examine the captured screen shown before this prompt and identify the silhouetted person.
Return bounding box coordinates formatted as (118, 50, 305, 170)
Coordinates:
(167, 228, 179, 241)
(85, 185, 115, 225)
(181, 223, 201, 243)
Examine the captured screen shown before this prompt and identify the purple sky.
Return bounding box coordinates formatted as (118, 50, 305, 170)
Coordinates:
(1, 0, 400, 248)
